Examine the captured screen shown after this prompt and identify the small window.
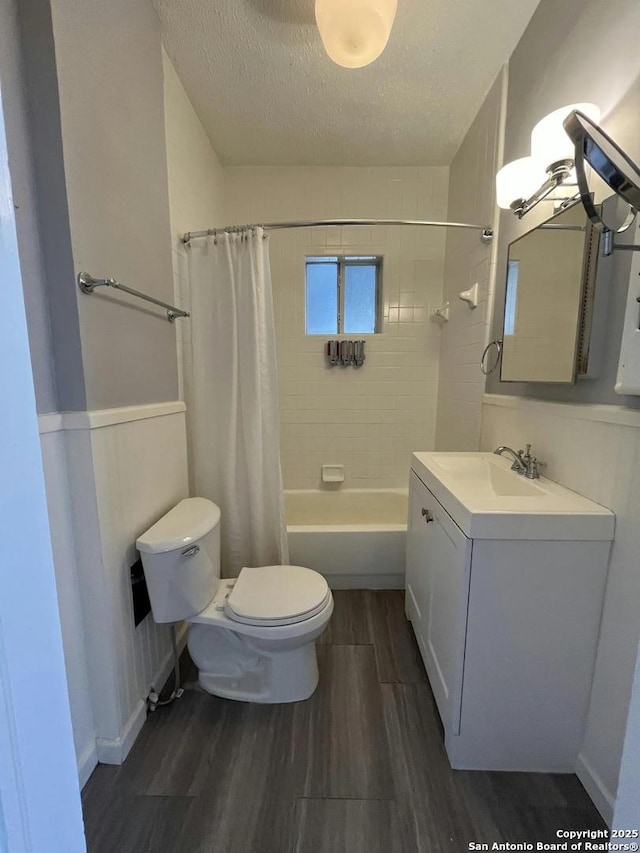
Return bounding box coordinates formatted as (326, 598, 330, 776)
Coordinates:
(305, 256, 381, 334)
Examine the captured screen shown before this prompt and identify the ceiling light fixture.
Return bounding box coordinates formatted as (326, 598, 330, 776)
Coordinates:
(496, 103, 600, 218)
(315, 0, 398, 69)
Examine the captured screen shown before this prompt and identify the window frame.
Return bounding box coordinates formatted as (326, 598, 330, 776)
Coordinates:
(304, 254, 382, 335)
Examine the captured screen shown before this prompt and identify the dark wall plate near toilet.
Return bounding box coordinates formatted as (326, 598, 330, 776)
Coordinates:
(131, 557, 151, 627)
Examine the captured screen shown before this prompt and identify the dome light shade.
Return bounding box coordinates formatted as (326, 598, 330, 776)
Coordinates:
(315, 0, 398, 68)
(496, 157, 547, 210)
(531, 103, 601, 172)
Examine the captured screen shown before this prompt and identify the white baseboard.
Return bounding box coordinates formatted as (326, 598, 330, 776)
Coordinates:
(95, 626, 188, 766)
(95, 700, 147, 765)
(328, 573, 404, 589)
(576, 751, 615, 827)
(77, 741, 99, 790)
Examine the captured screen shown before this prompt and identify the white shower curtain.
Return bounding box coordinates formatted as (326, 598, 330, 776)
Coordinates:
(187, 227, 289, 576)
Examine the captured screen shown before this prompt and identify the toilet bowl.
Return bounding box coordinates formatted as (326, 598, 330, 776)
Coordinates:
(136, 498, 333, 703)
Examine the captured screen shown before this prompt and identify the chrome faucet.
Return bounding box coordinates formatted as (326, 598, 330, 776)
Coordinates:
(494, 445, 527, 473)
(494, 444, 545, 479)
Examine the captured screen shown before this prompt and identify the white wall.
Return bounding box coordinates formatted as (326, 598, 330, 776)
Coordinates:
(162, 48, 225, 488)
(163, 50, 225, 244)
(480, 394, 640, 824)
(434, 70, 505, 451)
(48, 0, 179, 410)
(224, 166, 448, 489)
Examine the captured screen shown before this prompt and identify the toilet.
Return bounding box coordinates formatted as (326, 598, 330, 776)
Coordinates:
(136, 497, 333, 703)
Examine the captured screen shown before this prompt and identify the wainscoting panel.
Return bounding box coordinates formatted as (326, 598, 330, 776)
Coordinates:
(39, 429, 97, 787)
(41, 402, 188, 774)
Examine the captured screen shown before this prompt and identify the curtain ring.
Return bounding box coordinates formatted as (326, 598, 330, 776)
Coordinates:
(480, 339, 503, 375)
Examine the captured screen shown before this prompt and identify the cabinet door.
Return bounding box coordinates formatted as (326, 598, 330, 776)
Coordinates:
(424, 494, 471, 734)
(405, 471, 432, 643)
(406, 471, 471, 734)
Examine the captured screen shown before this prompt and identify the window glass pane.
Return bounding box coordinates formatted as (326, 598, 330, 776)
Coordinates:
(344, 264, 377, 333)
(306, 262, 338, 334)
(504, 259, 519, 336)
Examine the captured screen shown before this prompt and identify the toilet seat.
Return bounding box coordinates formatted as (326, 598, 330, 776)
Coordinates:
(225, 565, 330, 627)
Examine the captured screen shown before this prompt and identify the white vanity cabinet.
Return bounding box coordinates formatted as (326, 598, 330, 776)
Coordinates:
(406, 471, 470, 736)
(406, 454, 615, 773)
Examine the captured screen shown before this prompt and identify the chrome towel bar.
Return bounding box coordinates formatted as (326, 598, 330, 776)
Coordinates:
(77, 272, 190, 323)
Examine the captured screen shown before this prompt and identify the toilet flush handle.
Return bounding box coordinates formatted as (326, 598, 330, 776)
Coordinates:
(181, 545, 200, 557)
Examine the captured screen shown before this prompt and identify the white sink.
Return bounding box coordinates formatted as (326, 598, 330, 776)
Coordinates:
(430, 454, 546, 497)
(412, 451, 614, 540)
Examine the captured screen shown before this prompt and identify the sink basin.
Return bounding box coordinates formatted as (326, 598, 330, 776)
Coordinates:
(430, 454, 545, 497)
(412, 452, 614, 540)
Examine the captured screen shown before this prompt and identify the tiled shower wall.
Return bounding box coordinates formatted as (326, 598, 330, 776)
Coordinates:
(225, 167, 449, 489)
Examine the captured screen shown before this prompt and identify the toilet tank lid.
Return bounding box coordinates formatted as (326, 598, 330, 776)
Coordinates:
(136, 498, 221, 554)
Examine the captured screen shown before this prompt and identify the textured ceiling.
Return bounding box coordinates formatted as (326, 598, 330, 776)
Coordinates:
(153, 0, 540, 166)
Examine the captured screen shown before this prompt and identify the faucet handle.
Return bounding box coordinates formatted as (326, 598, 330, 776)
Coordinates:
(519, 444, 534, 465)
(525, 456, 546, 479)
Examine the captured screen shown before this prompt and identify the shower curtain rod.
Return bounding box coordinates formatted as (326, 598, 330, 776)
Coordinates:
(182, 219, 494, 245)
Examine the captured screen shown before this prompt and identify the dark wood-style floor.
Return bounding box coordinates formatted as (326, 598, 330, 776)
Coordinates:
(82, 591, 605, 852)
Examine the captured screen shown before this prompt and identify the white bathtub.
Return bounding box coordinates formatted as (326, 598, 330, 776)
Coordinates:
(285, 489, 408, 589)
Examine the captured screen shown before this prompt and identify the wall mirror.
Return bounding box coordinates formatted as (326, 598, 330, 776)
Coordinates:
(500, 200, 601, 384)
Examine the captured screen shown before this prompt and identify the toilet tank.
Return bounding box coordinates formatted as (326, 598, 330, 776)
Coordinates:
(136, 498, 221, 623)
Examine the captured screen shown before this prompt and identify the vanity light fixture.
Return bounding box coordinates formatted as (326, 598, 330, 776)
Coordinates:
(497, 103, 600, 218)
(498, 103, 640, 255)
(531, 104, 600, 176)
(315, 0, 397, 68)
(496, 157, 547, 214)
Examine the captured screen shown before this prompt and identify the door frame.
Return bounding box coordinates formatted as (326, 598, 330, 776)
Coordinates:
(0, 65, 86, 852)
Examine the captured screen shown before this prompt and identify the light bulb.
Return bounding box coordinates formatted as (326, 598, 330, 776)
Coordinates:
(315, 0, 398, 69)
(531, 103, 601, 172)
(496, 157, 547, 210)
